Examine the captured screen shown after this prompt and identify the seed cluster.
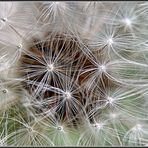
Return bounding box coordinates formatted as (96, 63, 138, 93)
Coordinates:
(1, 1, 148, 146)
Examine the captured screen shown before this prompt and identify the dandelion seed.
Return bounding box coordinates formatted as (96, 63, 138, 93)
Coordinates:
(123, 18, 132, 27)
(16, 44, 22, 50)
(47, 63, 54, 72)
(2, 89, 7, 94)
(57, 126, 64, 131)
(1, 18, 7, 22)
(107, 37, 114, 46)
(99, 65, 106, 72)
(0, 18, 7, 29)
(64, 91, 72, 100)
(92, 123, 103, 130)
(107, 96, 114, 104)
(133, 124, 142, 132)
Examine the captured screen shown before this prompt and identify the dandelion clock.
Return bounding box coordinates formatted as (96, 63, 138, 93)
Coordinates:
(0, 1, 148, 146)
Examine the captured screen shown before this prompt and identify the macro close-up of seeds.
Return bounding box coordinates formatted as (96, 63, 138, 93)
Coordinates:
(1, 1, 148, 146)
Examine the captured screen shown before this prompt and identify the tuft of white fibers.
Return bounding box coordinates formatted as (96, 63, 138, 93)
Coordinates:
(38, 115, 80, 146)
(4, 110, 55, 146)
(77, 117, 120, 146)
(1, 1, 148, 147)
(123, 121, 148, 146)
(0, 2, 38, 35)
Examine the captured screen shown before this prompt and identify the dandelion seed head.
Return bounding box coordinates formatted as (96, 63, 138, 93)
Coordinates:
(1, 1, 148, 147)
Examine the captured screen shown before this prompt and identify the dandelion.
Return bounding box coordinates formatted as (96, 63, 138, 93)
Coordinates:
(1, 1, 148, 147)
